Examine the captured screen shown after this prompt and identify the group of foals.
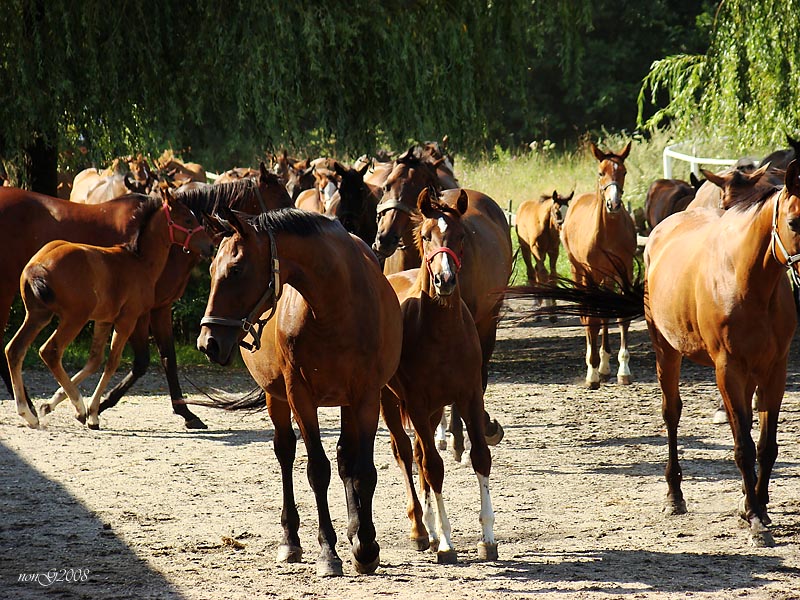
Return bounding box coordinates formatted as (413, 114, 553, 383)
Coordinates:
(1, 136, 798, 577)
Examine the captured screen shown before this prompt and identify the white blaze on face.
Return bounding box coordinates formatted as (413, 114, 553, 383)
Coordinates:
(437, 217, 448, 233)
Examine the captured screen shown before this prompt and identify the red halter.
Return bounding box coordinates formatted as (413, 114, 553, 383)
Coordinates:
(163, 200, 205, 253)
(425, 246, 462, 276)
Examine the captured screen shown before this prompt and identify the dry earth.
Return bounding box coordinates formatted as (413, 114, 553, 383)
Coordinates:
(1, 298, 799, 599)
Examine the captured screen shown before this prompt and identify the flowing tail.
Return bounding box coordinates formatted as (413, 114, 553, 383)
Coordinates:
(506, 257, 646, 322)
(178, 377, 267, 412)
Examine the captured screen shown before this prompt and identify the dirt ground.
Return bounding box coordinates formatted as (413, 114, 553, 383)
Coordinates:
(1, 298, 799, 600)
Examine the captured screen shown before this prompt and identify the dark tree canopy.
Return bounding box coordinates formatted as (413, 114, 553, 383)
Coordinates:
(2, 0, 713, 187)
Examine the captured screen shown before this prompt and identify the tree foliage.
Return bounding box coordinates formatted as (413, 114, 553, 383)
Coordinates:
(638, 0, 800, 152)
(1, 0, 712, 178)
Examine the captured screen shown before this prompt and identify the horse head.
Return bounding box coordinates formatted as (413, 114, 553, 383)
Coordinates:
(415, 188, 467, 299)
(198, 206, 279, 365)
(334, 161, 375, 242)
(550, 189, 574, 228)
(373, 152, 441, 259)
(702, 162, 772, 209)
(159, 188, 215, 258)
(591, 141, 631, 213)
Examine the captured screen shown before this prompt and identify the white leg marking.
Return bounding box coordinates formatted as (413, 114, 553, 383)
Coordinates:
(433, 492, 454, 554)
(476, 473, 495, 545)
(599, 347, 611, 377)
(435, 414, 448, 450)
(585, 343, 599, 385)
(617, 348, 631, 379)
(422, 489, 438, 547)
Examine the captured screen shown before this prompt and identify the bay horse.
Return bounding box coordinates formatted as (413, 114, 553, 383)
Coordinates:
(644, 173, 702, 232)
(0, 164, 289, 428)
(515, 190, 573, 320)
(560, 141, 636, 388)
(373, 151, 512, 458)
(196, 206, 402, 577)
(381, 188, 496, 563)
(6, 193, 214, 429)
(331, 161, 380, 245)
(508, 160, 800, 547)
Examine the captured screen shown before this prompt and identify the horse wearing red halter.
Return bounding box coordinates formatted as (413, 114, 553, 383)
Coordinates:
(381, 188, 496, 564)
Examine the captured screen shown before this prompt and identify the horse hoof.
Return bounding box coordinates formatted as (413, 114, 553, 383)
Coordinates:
(485, 420, 504, 446)
(76, 413, 87, 425)
(617, 375, 632, 385)
(749, 520, 775, 548)
(664, 497, 687, 515)
(316, 557, 343, 577)
(450, 447, 463, 463)
(598, 372, 611, 383)
(352, 554, 380, 575)
(184, 417, 208, 430)
(436, 549, 458, 564)
(477, 541, 498, 561)
(40, 404, 52, 416)
(586, 381, 600, 390)
(712, 409, 728, 424)
(411, 536, 430, 552)
(276, 544, 303, 563)
(87, 422, 100, 431)
(533, 315, 542, 323)
(548, 315, 558, 323)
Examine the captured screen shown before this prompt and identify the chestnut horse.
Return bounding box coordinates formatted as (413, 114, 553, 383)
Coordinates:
(6, 194, 214, 429)
(197, 207, 402, 577)
(381, 189, 496, 563)
(0, 164, 289, 429)
(515, 190, 573, 320)
(331, 161, 380, 245)
(560, 141, 636, 388)
(373, 151, 511, 458)
(510, 160, 800, 547)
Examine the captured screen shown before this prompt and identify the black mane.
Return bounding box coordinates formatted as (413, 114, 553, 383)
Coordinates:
(250, 207, 337, 237)
(174, 179, 259, 216)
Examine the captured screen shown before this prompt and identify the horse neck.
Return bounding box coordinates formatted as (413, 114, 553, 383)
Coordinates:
(735, 192, 789, 297)
(134, 208, 175, 284)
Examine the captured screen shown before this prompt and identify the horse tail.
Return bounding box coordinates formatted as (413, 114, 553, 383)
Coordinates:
(26, 266, 55, 305)
(506, 255, 645, 321)
(179, 381, 267, 412)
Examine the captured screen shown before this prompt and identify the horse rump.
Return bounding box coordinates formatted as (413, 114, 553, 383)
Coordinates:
(25, 266, 56, 305)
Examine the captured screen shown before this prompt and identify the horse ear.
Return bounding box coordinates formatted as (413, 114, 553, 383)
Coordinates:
(590, 142, 606, 162)
(618, 140, 632, 160)
(334, 161, 348, 178)
(689, 172, 700, 188)
(566, 190, 574, 201)
(455, 189, 468, 215)
(357, 161, 370, 177)
(786, 160, 800, 195)
(259, 161, 271, 183)
(551, 190, 558, 201)
(417, 188, 434, 215)
(702, 169, 726, 189)
(748, 162, 771, 183)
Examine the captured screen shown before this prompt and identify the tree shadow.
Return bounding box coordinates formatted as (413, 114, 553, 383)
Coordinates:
(0, 441, 185, 599)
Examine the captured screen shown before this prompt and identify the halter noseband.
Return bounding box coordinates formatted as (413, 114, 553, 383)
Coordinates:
(770, 189, 800, 287)
(163, 200, 205, 253)
(425, 246, 462, 277)
(199, 226, 282, 352)
(375, 198, 416, 217)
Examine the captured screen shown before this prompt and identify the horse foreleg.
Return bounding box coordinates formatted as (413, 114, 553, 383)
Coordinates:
(716, 365, 773, 546)
(380, 389, 428, 550)
(38, 320, 88, 425)
(86, 324, 134, 430)
(411, 412, 456, 563)
(616, 317, 632, 384)
(266, 396, 303, 564)
(339, 398, 380, 574)
(545, 249, 559, 322)
(46, 322, 112, 413)
(5, 307, 52, 428)
(457, 391, 497, 561)
(99, 312, 150, 414)
(754, 375, 783, 521)
(598, 321, 611, 381)
(291, 392, 342, 577)
(582, 317, 601, 389)
(150, 305, 206, 429)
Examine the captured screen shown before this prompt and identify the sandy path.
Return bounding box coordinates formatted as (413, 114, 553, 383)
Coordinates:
(1, 299, 799, 599)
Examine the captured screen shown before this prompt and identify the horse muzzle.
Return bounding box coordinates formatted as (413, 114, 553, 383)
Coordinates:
(433, 277, 457, 297)
(197, 326, 235, 366)
(372, 234, 400, 258)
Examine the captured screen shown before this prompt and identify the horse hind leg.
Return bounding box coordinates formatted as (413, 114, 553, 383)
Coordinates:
(44, 322, 111, 416)
(38, 319, 89, 425)
(5, 306, 53, 428)
(655, 340, 686, 515)
(582, 319, 601, 389)
(598, 321, 612, 382)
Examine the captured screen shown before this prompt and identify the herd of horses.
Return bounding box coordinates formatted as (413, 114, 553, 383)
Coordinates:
(1, 136, 798, 576)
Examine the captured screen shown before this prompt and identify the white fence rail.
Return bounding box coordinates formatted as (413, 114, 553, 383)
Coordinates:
(662, 141, 744, 178)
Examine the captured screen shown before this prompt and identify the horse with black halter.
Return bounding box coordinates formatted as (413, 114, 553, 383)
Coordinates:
(197, 207, 402, 577)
